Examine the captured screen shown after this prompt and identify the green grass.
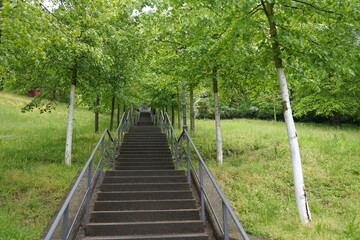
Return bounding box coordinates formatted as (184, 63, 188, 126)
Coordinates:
(0, 92, 111, 239)
(190, 119, 360, 240)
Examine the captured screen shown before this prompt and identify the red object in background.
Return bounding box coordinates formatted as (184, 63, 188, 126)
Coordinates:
(29, 90, 40, 97)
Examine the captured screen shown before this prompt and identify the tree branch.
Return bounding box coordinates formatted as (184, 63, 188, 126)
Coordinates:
(249, 4, 262, 16)
(292, 0, 341, 15)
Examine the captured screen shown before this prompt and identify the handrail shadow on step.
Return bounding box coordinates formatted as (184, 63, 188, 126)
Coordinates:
(44, 110, 138, 240)
(158, 111, 250, 240)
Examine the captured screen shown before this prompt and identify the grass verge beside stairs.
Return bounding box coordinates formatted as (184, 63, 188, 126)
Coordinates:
(190, 119, 359, 240)
(0, 92, 111, 239)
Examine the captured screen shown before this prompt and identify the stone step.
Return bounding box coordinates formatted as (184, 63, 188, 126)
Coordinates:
(116, 158, 173, 163)
(119, 149, 171, 154)
(83, 233, 209, 240)
(102, 176, 186, 184)
(105, 170, 185, 177)
(90, 209, 200, 223)
(100, 183, 189, 192)
(97, 191, 193, 201)
(118, 153, 172, 159)
(115, 162, 174, 167)
(115, 166, 175, 170)
(94, 199, 197, 211)
(85, 220, 205, 236)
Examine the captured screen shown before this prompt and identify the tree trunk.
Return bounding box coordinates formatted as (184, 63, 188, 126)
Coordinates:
(213, 69, 223, 164)
(94, 95, 100, 133)
(262, 0, 311, 224)
(330, 111, 340, 126)
(65, 64, 77, 165)
(110, 95, 115, 131)
(190, 85, 195, 131)
(177, 85, 181, 129)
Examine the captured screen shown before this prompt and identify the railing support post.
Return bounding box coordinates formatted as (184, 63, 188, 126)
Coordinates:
(62, 205, 69, 240)
(84, 160, 92, 226)
(199, 161, 206, 224)
(223, 201, 229, 240)
(186, 133, 191, 183)
(107, 135, 111, 169)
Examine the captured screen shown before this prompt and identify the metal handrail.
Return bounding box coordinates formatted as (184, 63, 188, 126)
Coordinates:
(44, 110, 137, 240)
(157, 112, 249, 240)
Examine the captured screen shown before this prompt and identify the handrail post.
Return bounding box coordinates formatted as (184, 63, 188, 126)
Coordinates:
(107, 135, 111, 169)
(85, 159, 92, 226)
(62, 205, 69, 240)
(185, 132, 191, 184)
(199, 161, 206, 223)
(112, 140, 116, 169)
(223, 201, 229, 240)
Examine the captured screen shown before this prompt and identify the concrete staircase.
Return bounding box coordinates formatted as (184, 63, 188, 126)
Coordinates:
(83, 112, 209, 239)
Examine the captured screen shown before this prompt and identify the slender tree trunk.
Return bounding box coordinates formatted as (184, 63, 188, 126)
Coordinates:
(177, 85, 181, 129)
(117, 104, 120, 128)
(213, 69, 223, 164)
(94, 95, 100, 133)
(110, 95, 115, 131)
(190, 85, 195, 131)
(123, 105, 126, 113)
(65, 64, 77, 165)
(262, 0, 311, 224)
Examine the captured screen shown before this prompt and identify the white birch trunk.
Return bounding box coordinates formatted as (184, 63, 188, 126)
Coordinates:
(214, 92, 223, 164)
(277, 68, 311, 223)
(65, 84, 76, 165)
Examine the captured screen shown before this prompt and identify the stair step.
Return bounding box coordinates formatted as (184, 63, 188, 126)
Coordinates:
(97, 191, 193, 201)
(90, 209, 201, 222)
(105, 170, 185, 177)
(83, 233, 209, 240)
(116, 158, 173, 162)
(120, 146, 170, 149)
(118, 158, 172, 161)
(100, 183, 190, 191)
(94, 199, 197, 211)
(103, 176, 186, 184)
(116, 162, 173, 167)
(115, 166, 175, 170)
(119, 150, 171, 154)
(85, 220, 205, 236)
(116, 164, 174, 169)
(121, 143, 169, 146)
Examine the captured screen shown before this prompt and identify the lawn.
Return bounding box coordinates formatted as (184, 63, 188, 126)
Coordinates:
(190, 119, 360, 240)
(1, 91, 359, 240)
(0, 92, 111, 239)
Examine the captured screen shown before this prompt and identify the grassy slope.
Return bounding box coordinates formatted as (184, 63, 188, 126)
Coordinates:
(191, 119, 359, 240)
(0, 92, 111, 239)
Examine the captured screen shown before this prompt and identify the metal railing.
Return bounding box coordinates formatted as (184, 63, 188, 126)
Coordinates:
(158, 111, 249, 240)
(44, 110, 138, 240)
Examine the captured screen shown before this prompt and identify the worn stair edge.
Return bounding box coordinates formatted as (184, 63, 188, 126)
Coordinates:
(83, 233, 209, 240)
(105, 170, 185, 176)
(100, 183, 189, 191)
(90, 209, 201, 222)
(97, 190, 193, 201)
(85, 220, 205, 236)
(93, 199, 197, 211)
